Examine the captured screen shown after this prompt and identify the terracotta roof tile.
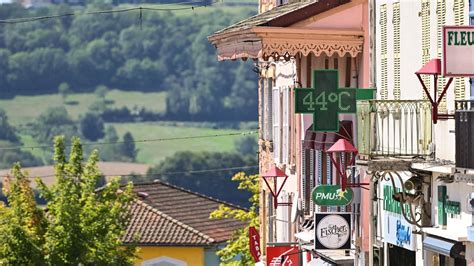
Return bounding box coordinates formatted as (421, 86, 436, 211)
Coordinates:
(124, 181, 247, 245)
(123, 200, 214, 246)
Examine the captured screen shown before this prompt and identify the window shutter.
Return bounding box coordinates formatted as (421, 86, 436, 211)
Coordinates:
(393, 2, 401, 100)
(421, 0, 431, 100)
(301, 148, 308, 214)
(454, 0, 466, 100)
(282, 87, 290, 164)
(436, 0, 446, 111)
(264, 79, 273, 141)
(272, 86, 281, 164)
(380, 4, 388, 100)
(276, 192, 290, 242)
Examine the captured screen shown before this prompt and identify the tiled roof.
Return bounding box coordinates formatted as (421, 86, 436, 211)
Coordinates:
(123, 200, 213, 246)
(123, 181, 247, 246)
(210, 0, 350, 38)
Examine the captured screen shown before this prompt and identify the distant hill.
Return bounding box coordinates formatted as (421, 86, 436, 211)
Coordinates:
(0, 2, 258, 121)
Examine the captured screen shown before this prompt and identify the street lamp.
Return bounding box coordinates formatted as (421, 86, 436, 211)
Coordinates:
(261, 165, 288, 209)
(327, 139, 358, 191)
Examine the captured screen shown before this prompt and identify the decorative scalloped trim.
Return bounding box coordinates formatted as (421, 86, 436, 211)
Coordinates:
(262, 40, 363, 58)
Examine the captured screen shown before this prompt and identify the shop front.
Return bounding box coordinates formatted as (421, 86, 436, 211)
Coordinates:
(379, 174, 419, 266)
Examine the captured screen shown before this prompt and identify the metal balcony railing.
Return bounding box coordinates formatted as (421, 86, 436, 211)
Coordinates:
(357, 100, 433, 158)
(455, 100, 474, 169)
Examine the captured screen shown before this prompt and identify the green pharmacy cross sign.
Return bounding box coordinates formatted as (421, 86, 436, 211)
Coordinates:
(295, 70, 372, 132)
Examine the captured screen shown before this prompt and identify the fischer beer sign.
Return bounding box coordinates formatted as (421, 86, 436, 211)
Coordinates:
(248, 226, 261, 262)
(315, 213, 351, 250)
(443, 26, 474, 76)
(312, 185, 353, 206)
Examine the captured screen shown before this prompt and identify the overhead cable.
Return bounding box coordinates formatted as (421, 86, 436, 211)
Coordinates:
(0, 130, 258, 151)
(0, 0, 218, 24)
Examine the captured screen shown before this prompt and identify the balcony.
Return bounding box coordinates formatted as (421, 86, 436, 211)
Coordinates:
(357, 100, 432, 158)
(455, 100, 474, 169)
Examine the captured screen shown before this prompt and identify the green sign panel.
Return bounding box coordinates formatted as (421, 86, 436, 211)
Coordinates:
(295, 70, 374, 132)
(312, 185, 354, 206)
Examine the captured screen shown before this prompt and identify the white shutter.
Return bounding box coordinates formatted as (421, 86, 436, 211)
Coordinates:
(264, 79, 273, 141)
(276, 192, 290, 242)
(282, 87, 290, 164)
(272, 86, 281, 164)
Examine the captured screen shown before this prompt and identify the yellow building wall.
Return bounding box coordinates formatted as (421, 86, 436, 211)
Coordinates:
(134, 246, 205, 266)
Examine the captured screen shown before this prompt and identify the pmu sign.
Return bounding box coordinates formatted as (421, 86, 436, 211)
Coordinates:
(295, 70, 373, 132)
(443, 26, 474, 76)
(312, 185, 353, 206)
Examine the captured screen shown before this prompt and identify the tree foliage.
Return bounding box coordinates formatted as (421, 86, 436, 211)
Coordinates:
(210, 172, 260, 265)
(79, 112, 105, 141)
(0, 136, 136, 264)
(147, 151, 257, 207)
(0, 4, 257, 121)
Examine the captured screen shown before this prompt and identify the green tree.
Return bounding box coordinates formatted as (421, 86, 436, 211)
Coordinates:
(95, 85, 109, 102)
(148, 151, 257, 207)
(210, 172, 260, 265)
(32, 106, 79, 144)
(234, 136, 258, 156)
(58, 82, 71, 103)
(0, 136, 136, 264)
(121, 132, 137, 162)
(0, 108, 18, 142)
(79, 112, 105, 141)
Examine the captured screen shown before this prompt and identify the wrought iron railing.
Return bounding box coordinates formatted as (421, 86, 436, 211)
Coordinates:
(455, 100, 474, 169)
(357, 100, 432, 157)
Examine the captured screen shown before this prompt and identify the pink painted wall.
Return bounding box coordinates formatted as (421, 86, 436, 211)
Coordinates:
(293, 1, 370, 88)
(292, 0, 372, 253)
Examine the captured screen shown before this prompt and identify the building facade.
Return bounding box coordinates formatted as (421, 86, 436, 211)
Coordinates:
(211, 0, 373, 264)
(361, 0, 474, 265)
(211, 0, 474, 265)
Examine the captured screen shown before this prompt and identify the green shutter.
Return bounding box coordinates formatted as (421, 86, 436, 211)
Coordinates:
(438, 185, 447, 226)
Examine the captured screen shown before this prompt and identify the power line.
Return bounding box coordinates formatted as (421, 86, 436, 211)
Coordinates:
(29, 165, 259, 179)
(0, 130, 258, 151)
(0, 1, 219, 24)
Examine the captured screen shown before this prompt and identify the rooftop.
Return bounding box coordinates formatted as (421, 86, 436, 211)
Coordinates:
(123, 180, 247, 246)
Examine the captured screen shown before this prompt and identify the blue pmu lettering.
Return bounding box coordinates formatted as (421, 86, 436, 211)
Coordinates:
(396, 220, 411, 246)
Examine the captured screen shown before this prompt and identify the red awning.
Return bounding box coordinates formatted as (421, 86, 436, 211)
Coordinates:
(416, 59, 441, 75)
(261, 165, 287, 178)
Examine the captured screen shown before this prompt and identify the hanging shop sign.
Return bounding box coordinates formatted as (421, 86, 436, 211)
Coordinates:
(382, 183, 416, 251)
(315, 213, 351, 250)
(443, 26, 474, 76)
(311, 185, 354, 206)
(266, 246, 299, 266)
(294, 69, 374, 132)
(249, 226, 261, 262)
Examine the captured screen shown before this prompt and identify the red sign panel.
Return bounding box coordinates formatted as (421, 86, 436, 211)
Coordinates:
(266, 246, 299, 266)
(249, 226, 261, 262)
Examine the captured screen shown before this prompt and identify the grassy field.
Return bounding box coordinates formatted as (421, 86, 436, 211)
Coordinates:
(0, 90, 167, 126)
(111, 122, 244, 165)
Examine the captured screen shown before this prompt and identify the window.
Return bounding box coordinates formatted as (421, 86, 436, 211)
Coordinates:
(142, 256, 187, 266)
(263, 78, 273, 141)
(272, 86, 291, 165)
